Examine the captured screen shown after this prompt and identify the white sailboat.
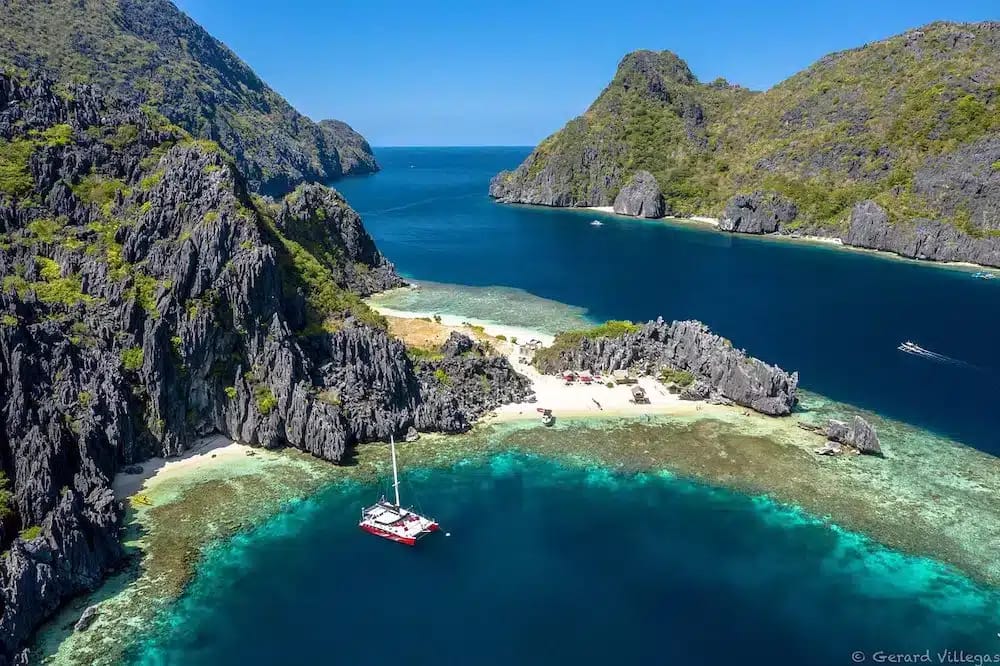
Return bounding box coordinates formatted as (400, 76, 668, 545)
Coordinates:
(359, 436, 439, 546)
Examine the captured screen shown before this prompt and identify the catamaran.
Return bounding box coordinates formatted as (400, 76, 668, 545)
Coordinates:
(359, 435, 439, 546)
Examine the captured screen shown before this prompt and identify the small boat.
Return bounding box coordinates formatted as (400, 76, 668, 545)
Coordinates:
(359, 436, 439, 546)
(590, 220, 603, 227)
(537, 408, 555, 426)
(972, 271, 996, 280)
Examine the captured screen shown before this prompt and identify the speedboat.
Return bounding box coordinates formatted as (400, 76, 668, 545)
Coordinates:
(590, 220, 603, 227)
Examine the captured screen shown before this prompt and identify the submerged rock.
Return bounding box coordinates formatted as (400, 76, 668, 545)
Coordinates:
(613, 171, 667, 218)
(74, 605, 99, 632)
(534, 318, 798, 416)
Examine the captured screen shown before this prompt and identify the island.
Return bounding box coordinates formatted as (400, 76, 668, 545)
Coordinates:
(489, 22, 1000, 268)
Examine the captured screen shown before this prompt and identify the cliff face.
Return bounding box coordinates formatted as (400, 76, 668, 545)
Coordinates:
(534, 319, 798, 417)
(0, 0, 378, 196)
(489, 51, 750, 212)
(492, 22, 1000, 267)
(0, 74, 523, 664)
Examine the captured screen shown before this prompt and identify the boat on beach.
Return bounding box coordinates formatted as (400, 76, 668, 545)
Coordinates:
(538, 408, 555, 426)
(359, 436, 439, 546)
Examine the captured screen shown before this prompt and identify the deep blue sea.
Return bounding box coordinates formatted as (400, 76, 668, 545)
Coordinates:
(125, 148, 1000, 665)
(339, 147, 999, 455)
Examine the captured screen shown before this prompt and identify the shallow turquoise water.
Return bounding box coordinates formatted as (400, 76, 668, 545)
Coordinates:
(338, 147, 1000, 454)
(129, 455, 1000, 665)
(121, 149, 1000, 664)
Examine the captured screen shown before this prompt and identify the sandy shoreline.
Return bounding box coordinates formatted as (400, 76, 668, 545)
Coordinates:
(112, 435, 253, 499)
(371, 302, 732, 424)
(583, 206, 721, 227)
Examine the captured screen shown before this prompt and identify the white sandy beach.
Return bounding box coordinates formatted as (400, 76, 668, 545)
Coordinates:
(370, 301, 730, 423)
(492, 339, 727, 422)
(112, 435, 253, 499)
(583, 206, 721, 227)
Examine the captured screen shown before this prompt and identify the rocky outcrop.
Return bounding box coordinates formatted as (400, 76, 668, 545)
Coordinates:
(534, 319, 798, 416)
(275, 184, 403, 296)
(0, 0, 378, 196)
(843, 201, 1000, 267)
(720, 191, 798, 234)
(0, 74, 523, 663)
(613, 171, 667, 218)
(823, 416, 882, 456)
(490, 22, 1000, 268)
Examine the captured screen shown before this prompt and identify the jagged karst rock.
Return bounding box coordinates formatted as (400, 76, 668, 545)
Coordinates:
(0, 0, 378, 196)
(0, 73, 528, 663)
(613, 171, 667, 218)
(844, 200, 1000, 267)
(490, 22, 1000, 267)
(823, 416, 882, 456)
(721, 191, 798, 234)
(534, 319, 798, 416)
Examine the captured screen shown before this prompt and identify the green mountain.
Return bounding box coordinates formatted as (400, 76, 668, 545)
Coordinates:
(0, 0, 378, 196)
(491, 22, 1000, 265)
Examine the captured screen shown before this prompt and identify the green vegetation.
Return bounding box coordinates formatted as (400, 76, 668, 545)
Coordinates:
(407, 345, 444, 362)
(257, 195, 386, 333)
(26, 217, 66, 243)
(0, 0, 377, 194)
(433, 368, 451, 385)
(224, 386, 238, 400)
(659, 368, 695, 387)
(0, 471, 12, 521)
(78, 390, 93, 407)
(533, 320, 640, 369)
(0, 314, 17, 326)
(502, 23, 1000, 232)
(40, 123, 74, 147)
(72, 173, 127, 213)
(254, 385, 277, 415)
(121, 347, 144, 371)
(19, 525, 42, 541)
(0, 137, 35, 197)
(139, 171, 163, 191)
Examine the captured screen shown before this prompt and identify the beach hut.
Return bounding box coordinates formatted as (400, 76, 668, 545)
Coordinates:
(562, 371, 576, 384)
(579, 372, 593, 384)
(630, 386, 649, 404)
(613, 369, 637, 385)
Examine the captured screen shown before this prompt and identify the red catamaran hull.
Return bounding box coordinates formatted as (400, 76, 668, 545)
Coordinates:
(359, 521, 440, 546)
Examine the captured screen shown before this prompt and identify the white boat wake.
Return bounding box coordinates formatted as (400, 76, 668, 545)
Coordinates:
(897, 341, 975, 368)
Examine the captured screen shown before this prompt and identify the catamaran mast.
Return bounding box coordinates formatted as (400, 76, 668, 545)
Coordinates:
(390, 435, 400, 507)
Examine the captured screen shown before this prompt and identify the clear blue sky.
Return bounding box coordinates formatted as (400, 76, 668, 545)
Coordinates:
(175, 0, 998, 146)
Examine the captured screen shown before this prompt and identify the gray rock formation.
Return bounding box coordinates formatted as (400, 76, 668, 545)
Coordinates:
(534, 319, 798, 416)
(74, 605, 99, 632)
(0, 0, 379, 197)
(613, 171, 667, 218)
(720, 191, 799, 234)
(823, 416, 882, 456)
(844, 200, 1000, 267)
(0, 73, 526, 663)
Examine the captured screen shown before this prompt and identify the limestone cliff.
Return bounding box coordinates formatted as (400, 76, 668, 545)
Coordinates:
(533, 319, 798, 417)
(0, 74, 523, 664)
(492, 22, 1000, 267)
(0, 0, 379, 196)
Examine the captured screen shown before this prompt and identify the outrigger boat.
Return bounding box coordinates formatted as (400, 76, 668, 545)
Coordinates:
(537, 408, 555, 426)
(359, 436, 439, 546)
